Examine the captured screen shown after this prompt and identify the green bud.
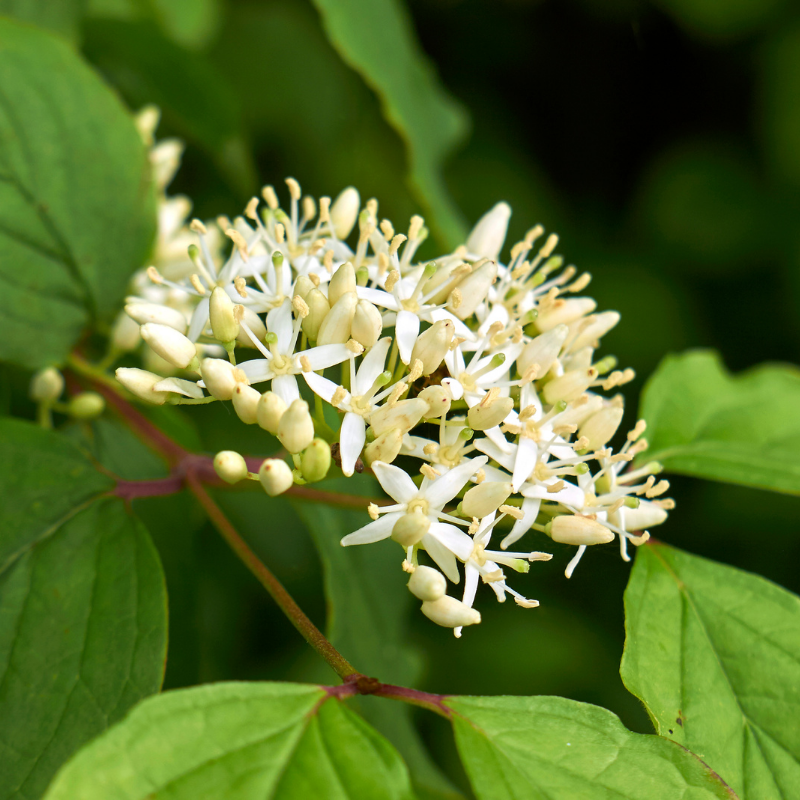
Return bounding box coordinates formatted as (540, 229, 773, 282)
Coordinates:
(272, 251, 284, 269)
(265, 331, 279, 345)
(301, 438, 332, 483)
(624, 496, 641, 509)
(593, 355, 618, 376)
(489, 353, 506, 369)
(574, 462, 589, 475)
(356, 266, 369, 287)
(67, 392, 105, 420)
(30, 367, 64, 402)
(422, 261, 438, 279)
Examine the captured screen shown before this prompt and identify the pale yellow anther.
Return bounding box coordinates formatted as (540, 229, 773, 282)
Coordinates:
(487, 321, 504, 339)
(512, 325, 524, 343)
(292, 295, 310, 318)
(407, 359, 424, 383)
(234, 276, 248, 298)
(655, 498, 676, 510)
(637, 476, 656, 496)
(323, 250, 334, 272)
(468, 518, 481, 536)
(319, 196, 331, 222)
(500, 504, 525, 520)
(233, 304, 245, 323)
(501, 423, 523, 436)
(380, 219, 394, 240)
(452, 263, 473, 280)
(646, 480, 670, 499)
(408, 215, 424, 240)
(475, 468, 486, 484)
(402, 560, 415, 573)
(510, 241, 530, 262)
(245, 197, 260, 220)
(389, 234, 407, 256)
(387, 382, 407, 407)
(285, 177, 301, 201)
(628, 419, 647, 441)
(262, 185, 279, 209)
(226, 228, 249, 260)
(232, 367, 248, 384)
(630, 438, 649, 456)
(346, 338, 364, 355)
(274, 223, 285, 244)
(190, 219, 208, 235)
(609, 452, 634, 463)
(567, 272, 592, 293)
(378, 252, 390, 275)
(302, 196, 316, 221)
(366, 198, 378, 218)
(526, 224, 545, 244)
(518, 404, 537, 422)
(607, 498, 625, 514)
(217, 215, 232, 231)
(423, 443, 438, 456)
(552, 423, 577, 436)
(540, 232, 559, 258)
(520, 365, 540, 384)
(190, 274, 206, 295)
(534, 463, 552, 481)
(480, 387, 500, 408)
(385, 269, 400, 292)
(331, 387, 347, 407)
(300, 355, 312, 373)
(629, 531, 651, 546)
(420, 464, 440, 480)
(556, 266, 577, 285)
(547, 480, 566, 494)
(538, 288, 560, 311)
(147, 266, 163, 285)
(512, 261, 531, 280)
(449, 288, 462, 309)
(574, 435, 590, 450)
(368, 503, 380, 521)
(449, 336, 466, 351)
(309, 273, 320, 288)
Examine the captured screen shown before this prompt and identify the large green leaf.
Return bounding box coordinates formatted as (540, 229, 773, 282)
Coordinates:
(447, 695, 736, 799)
(309, 0, 468, 248)
(621, 541, 800, 800)
(0, 0, 84, 42)
(293, 490, 462, 799)
(0, 420, 167, 800)
(44, 682, 415, 799)
(639, 350, 800, 493)
(0, 17, 156, 369)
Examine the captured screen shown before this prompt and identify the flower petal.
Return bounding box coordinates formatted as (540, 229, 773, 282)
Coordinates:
(300, 343, 351, 371)
(474, 437, 515, 471)
(153, 377, 204, 399)
(302, 371, 343, 405)
(395, 310, 420, 365)
(271, 373, 300, 405)
(339, 412, 366, 477)
(356, 286, 401, 311)
(267, 299, 294, 352)
(424, 456, 488, 509)
(421, 532, 460, 584)
(372, 461, 419, 504)
(341, 512, 403, 546)
(355, 337, 391, 395)
(187, 297, 210, 342)
(501, 496, 541, 550)
(512, 437, 538, 492)
(428, 522, 474, 561)
(236, 358, 273, 385)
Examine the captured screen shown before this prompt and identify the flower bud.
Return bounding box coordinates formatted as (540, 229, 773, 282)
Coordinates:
(66, 392, 105, 420)
(327, 261, 356, 307)
(199, 358, 239, 400)
(232, 383, 261, 424)
(351, 299, 383, 348)
(623, 501, 668, 531)
(316, 291, 357, 345)
(30, 367, 64, 402)
(543, 367, 598, 404)
(468, 396, 514, 430)
(410, 320, 454, 375)
(418, 385, 452, 418)
(258, 458, 294, 496)
(236, 307, 268, 348)
(293, 275, 315, 301)
(466, 202, 511, 261)
(302, 289, 331, 340)
(370, 398, 429, 437)
(257, 391, 287, 434)
(115, 368, 170, 405)
(391, 511, 431, 547)
(214, 451, 248, 484)
(462, 481, 513, 519)
(277, 399, 315, 453)
(125, 301, 188, 333)
(140, 323, 197, 369)
(301, 438, 332, 482)
(363, 428, 404, 467)
(111, 311, 142, 351)
(209, 287, 240, 343)
(421, 596, 481, 629)
(548, 515, 614, 546)
(330, 187, 360, 240)
(450, 260, 497, 319)
(408, 565, 447, 601)
(579, 406, 624, 450)
(569, 311, 620, 352)
(556, 394, 603, 427)
(517, 325, 568, 378)
(536, 298, 597, 332)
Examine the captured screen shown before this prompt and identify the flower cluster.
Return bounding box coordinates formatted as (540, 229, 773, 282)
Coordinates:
(114, 165, 673, 636)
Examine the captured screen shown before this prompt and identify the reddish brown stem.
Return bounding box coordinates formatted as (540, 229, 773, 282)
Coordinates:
(324, 676, 452, 718)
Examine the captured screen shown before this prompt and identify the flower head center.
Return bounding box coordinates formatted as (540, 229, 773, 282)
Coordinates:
(407, 497, 429, 516)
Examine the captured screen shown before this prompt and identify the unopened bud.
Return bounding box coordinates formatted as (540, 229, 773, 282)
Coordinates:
(421, 596, 481, 629)
(542, 368, 597, 404)
(466, 202, 511, 261)
(408, 565, 446, 601)
(363, 428, 404, 467)
(370, 398, 429, 437)
(293, 275, 315, 301)
(236, 307, 268, 347)
(548, 515, 614, 545)
(316, 291, 357, 345)
(418, 385, 452, 418)
(30, 367, 64, 402)
(302, 289, 331, 340)
(327, 261, 356, 306)
(623, 500, 669, 531)
(209, 287, 239, 343)
(461, 481, 512, 519)
(569, 311, 620, 352)
(451, 260, 497, 319)
(517, 325, 568, 377)
(111, 312, 141, 351)
(351, 299, 383, 348)
(232, 383, 260, 424)
(391, 511, 430, 547)
(410, 320, 454, 374)
(556, 394, 603, 427)
(67, 392, 105, 420)
(536, 297, 597, 332)
(257, 391, 287, 434)
(140, 323, 197, 369)
(277, 399, 315, 453)
(468, 396, 514, 430)
(579, 406, 624, 450)
(258, 458, 294, 496)
(125, 302, 187, 333)
(301, 438, 332, 482)
(214, 451, 248, 484)
(115, 367, 170, 405)
(330, 187, 360, 240)
(199, 358, 239, 400)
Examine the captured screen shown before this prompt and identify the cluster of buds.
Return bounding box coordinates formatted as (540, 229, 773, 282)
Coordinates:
(114, 174, 673, 637)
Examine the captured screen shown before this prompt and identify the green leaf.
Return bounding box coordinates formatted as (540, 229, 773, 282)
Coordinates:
(0, 419, 167, 800)
(0, 17, 156, 369)
(621, 541, 800, 799)
(309, 0, 469, 248)
(0, 0, 84, 43)
(639, 350, 800, 493)
(447, 695, 736, 800)
(44, 682, 416, 799)
(293, 488, 462, 799)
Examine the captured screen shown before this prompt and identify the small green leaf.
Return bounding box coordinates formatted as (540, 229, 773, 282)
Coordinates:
(0, 419, 167, 800)
(0, 0, 84, 43)
(0, 17, 156, 369)
(621, 541, 800, 799)
(309, 0, 468, 248)
(447, 695, 736, 800)
(44, 682, 415, 799)
(639, 350, 800, 493)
